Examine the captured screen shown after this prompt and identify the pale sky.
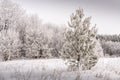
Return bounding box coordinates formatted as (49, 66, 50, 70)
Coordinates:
(14, 0, 120, 34)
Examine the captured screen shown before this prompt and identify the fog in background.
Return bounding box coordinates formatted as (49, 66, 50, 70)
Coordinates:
(14, 0, 120, 34)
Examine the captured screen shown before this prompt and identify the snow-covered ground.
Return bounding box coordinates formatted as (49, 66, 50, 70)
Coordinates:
(0, 59, 67, 72)
(92, 58, 120, 73)
(0, 59, 68, 80)
(0, 58, 120, 80)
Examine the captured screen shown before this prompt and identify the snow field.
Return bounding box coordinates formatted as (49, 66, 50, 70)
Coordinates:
(0, 58, 120, 80)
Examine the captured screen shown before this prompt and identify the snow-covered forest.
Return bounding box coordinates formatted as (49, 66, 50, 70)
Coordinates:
(0, 0, 120, 80)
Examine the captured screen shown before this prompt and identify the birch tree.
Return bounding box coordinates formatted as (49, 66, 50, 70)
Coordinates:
(0, 0, 25, 32)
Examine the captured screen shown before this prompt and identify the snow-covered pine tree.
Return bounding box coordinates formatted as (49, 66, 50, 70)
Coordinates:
(62, 8, 98, 70)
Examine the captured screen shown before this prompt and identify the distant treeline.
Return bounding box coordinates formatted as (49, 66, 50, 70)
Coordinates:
(97, 34, 120, 42)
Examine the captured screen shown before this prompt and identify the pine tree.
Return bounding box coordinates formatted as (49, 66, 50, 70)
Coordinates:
(62, 8, 98, 70)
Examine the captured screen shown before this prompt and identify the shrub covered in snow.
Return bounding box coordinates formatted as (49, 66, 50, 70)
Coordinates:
(101, 41, 120, 57)
(94, 40, 104, 58)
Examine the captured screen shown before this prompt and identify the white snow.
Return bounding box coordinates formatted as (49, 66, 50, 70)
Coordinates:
(92, 58, 120, 74)
(0, 59, 68, 80)
(0, 59, 68, 72)
(0, 58, 120, 80)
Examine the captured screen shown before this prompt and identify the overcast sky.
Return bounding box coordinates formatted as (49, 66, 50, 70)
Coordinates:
(14, 0, 120, 34)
